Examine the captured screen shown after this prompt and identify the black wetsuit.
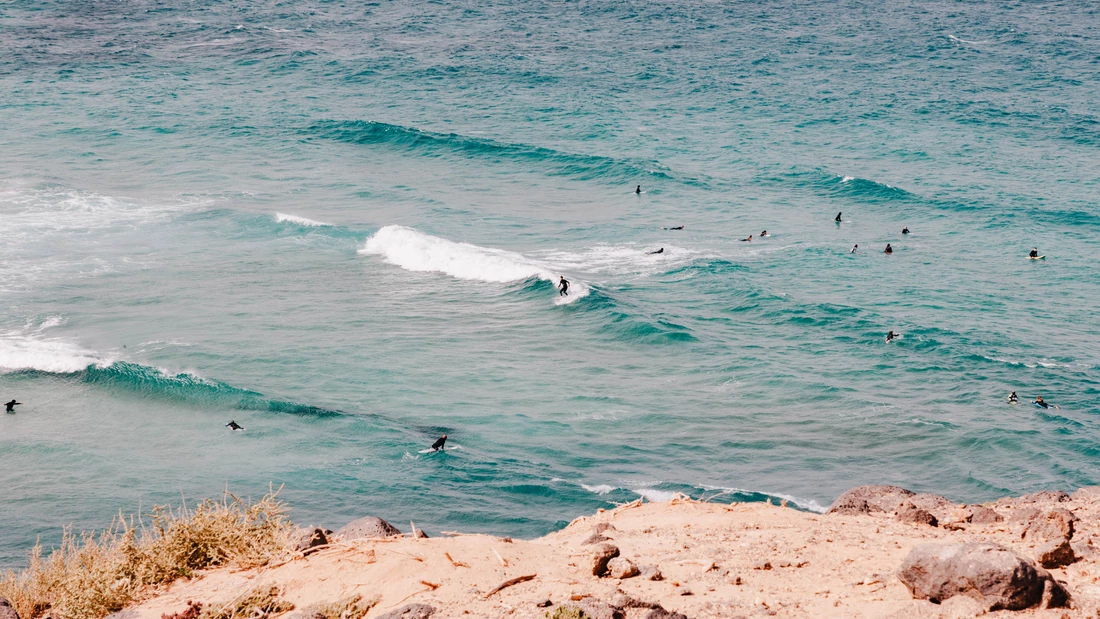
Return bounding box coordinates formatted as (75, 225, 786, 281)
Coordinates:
(635, 185, 641, 194)
(1035, 399, 1049, 409)
(668, 226, 683, 230)
(902, 227, 910, 234)
(884, 244, 893, 254)
(5, 400, 19, 413)
(431, 435, 447, 451)
(1030, 250, 1038, 258)
(647, 248, 664, 254)
(835, 212, 842, 222)
(559, 278, 570, 296)
(226, 420, 243, 430)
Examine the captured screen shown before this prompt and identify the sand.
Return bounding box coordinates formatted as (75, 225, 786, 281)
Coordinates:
(116, 490, 1100, 619)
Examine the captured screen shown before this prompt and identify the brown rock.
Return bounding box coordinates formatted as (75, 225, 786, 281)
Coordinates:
(896, 501, 938, 527)
(639, 564, 664, 581)
(908, 493, 956, 521)
(1011, 507, 1042, 523)
(0, 599, 20, 619)
(753, 560, 773, 571)
(562, 599, 624, 619)
(968, 505, 1004, 524)
(335, 516, 402, 540)
(898, 542, 1069, 610)
(590, 543, 620, 576)
(826, 485, 915, 515)
(583, 533, 612, 545)
(1022, 509, 1077, 542)
(374, 604, 435, 619)
(609, 591, 658, 609)
(644, 609, 689, 619)
(593, 523, 618, 534)
(1037, 539, 1078, 568)
(606, 557, 639, 579)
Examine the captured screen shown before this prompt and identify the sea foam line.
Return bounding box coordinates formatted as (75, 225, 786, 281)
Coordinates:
(360, 225, 589, 304)
(275, 212, 332, 227)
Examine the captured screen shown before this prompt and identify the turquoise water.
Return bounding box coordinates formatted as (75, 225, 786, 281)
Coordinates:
(2, 0, 1099, 567)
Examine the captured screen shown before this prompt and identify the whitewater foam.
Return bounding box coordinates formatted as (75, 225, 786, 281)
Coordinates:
(275, 212, 332, 227)
(0, 331, 106, 374)
(360, 225, 589, 304)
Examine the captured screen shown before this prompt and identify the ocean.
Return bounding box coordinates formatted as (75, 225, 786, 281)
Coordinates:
(1, 0, 1098, 568)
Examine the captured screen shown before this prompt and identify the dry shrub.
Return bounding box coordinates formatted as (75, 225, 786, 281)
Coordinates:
(197, 585, 294, 619)
(301, 595, 379, 619)
(0, 490, 294, 619)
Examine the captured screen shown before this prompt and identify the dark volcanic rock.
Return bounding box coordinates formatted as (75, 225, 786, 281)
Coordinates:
(1037, 539, 1078, 568)
(374, 604, 435, 619)
(293, 527, 331, 551)
(898, 542, 1069, 610)
(826, 485, 915, 515)
(896, 501, 938, 527)
(335, 516, 402, 540)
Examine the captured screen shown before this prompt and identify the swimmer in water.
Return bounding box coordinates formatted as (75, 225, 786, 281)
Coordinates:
(740, 235, 753, 242)
(760, 230, 768, 237)
(646, 248, 664, 254)
(850, 244, 859, 253)
(558, 276, 570, 296)
(431, 434, 447, 451)
(835, 212, 842, 222)
(635, 185, 641, 194)
(1029, 248, 1039, 258)
(1008, 391, 1018, 403)
(662, 225, 684, 230)
(886, 330, 898, 342)
(902, 226, 910, 234)
(884, 243, 893, 254)
(225, 420, 244, 430)
(5, 399, 21, 413)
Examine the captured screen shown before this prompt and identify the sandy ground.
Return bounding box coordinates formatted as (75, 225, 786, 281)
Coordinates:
(119, 491, 1100, 619)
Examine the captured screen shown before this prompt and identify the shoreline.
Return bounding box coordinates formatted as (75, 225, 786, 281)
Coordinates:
(4, 484, 1097, 619)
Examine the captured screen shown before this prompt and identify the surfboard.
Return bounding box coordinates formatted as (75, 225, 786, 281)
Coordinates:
(1030, 255, 1046, 260)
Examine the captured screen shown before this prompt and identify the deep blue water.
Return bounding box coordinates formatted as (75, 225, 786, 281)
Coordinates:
(1, 0, 1098, 568)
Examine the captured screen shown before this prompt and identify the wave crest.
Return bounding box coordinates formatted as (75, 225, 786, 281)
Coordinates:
(360, 225, 589, 304)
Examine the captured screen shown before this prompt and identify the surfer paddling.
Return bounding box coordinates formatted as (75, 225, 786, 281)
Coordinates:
(646, 248, 664, 254)
(431, 434, 447, 452)
(5, 399, 21, 413)
(225, 420, 244, 431)
(662, 225, 684, 230)
(558, 276, 570, 296)
(886, 330, 899, 343)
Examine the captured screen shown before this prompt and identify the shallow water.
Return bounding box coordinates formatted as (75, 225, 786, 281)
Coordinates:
(1, 0, 1098, 567)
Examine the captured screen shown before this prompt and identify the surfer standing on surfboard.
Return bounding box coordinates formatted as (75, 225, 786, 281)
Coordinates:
(558, 276, 570, 296)
(5, 399, 21, 413)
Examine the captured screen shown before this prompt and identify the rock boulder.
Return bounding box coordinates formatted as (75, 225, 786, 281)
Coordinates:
(898, 542, 1069, 610)
(374, 604, 435, 619)
(335, 516, 402, 540)
(896, 501, 938, 527)
(826, 485, 915, 515)
(607, 557, 639, 579)
(590, 543, 621, 576)
(1022, 509, 1077, 542)
(0, 598, 20, 619)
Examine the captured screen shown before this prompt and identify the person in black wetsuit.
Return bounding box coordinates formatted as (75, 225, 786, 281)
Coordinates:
(760, 230, 768, 237)
(225, 420, 244, 430)
(884, 243, 893, 254)
(850, 244, 858, 253)
(558, 276, 570, 296)
(635, 185, 642, 194)
(835, 212, 842, 222)
(431, 434, 447, 451)
(1034, 395, 1049, 409)
(1029, 248, 1039, 258)
(1008, 391, 1018, 403)
(646, 248, 664, 254)
(902, 226, 910, 234)
(5, 400, 21, 413)
(740, 235, 753, 242)
(663, 226, 684, 230)
(886, 330, 898, 342)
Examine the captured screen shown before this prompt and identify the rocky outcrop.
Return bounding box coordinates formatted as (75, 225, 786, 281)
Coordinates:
(335, 516, 402, 540)
(374, 604, 435, 619)
(639, 564, 664, 581)
(557, 599, 624, 619)
(827, 485, 914, 515)
(606, 557, 639, 579)
(590, 543, 621, 576)
(1022, 508, 1077, 542)
(898, 542, 1069, 610)
(967, 505, 1004, 524)
(907, 493, 955, 522)
(895, 501, 938, 527)
(0, 598, 21, 619)
(644, 609, 689, 619)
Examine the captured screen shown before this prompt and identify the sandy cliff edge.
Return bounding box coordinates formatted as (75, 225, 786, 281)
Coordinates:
(113, 489, 1100, 619)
